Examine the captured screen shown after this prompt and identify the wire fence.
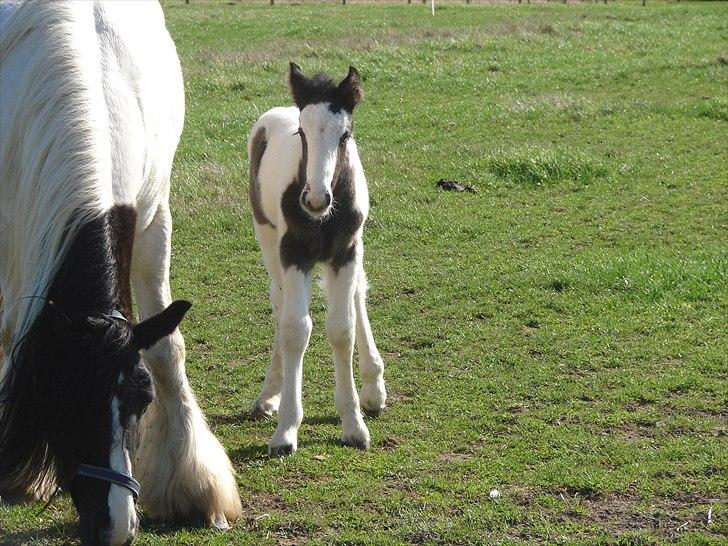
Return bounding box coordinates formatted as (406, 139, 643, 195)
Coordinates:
(188, 0, 687, 6)
(186, 0, 686, 5)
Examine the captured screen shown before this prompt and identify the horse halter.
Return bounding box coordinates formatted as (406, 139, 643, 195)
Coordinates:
(41, 464, 140, 515)
(74, 464, 140, 500)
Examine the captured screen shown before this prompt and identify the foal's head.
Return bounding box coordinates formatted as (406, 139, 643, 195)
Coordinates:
(289, 62, 363, 219)
(0, 299, 191, 546)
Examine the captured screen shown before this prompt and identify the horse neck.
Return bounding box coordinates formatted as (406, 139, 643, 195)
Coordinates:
(48, 206, 134, 317)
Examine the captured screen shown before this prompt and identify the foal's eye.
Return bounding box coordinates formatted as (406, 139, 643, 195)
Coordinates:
(340, 131, 350, 143)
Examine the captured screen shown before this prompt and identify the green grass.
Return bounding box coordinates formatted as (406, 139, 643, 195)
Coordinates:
(2, 0, 727, 544)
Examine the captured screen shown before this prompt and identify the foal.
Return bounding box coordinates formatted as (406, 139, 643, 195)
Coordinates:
(247, 63, 386, 455)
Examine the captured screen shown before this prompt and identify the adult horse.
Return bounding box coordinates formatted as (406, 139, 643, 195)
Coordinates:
(0, 1, 240, 544)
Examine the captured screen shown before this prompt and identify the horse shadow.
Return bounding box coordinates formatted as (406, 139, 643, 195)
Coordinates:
(0, 520, 79, 546)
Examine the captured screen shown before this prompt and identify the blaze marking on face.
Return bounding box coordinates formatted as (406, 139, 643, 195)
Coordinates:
(107, 393, 138, 545)
(299, 103, 350, 216)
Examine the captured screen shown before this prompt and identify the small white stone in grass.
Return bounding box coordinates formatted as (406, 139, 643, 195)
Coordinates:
(489, 489, 501, 500)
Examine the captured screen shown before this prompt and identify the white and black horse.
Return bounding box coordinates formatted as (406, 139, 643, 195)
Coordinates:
(0, 2, 240, 544)
(247, 63, 387, 456)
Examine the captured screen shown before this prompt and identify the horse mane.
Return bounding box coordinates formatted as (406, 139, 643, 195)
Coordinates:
(0, 0, 113, 352)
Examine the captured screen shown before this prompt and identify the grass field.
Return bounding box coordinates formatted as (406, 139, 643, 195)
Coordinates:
(2, 0, 727, 544)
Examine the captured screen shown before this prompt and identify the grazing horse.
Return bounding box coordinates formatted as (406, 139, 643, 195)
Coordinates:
(247, 63, 387, 456)
(0, 2, 240, 544)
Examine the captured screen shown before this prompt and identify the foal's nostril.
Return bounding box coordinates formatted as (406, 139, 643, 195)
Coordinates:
(301, 190, 331, 213)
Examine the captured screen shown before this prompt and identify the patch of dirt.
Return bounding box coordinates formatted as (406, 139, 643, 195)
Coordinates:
(617, 422, 656, 441)
(241, 491, 286, 519)
(386, 390, 414, 405)
(274, 521, 313, 546)
(515, 488, 723, 539)
(588, 491, 720, 538)
(437, 436, 487, 464)
(378, 436, 401, 450)
(437, 450, 471, 464)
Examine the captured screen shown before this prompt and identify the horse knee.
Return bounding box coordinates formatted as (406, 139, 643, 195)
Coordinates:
(327, 320, 354, 351)
(279, 315, 311, 353)
(141, 329, 186, 393)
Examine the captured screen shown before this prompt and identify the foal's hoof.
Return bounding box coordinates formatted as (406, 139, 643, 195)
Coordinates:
(362, 404, 385, 418)
(268, 443, 295, 457)
(342, 436, 370, 450)
(249, 403, 274, 421)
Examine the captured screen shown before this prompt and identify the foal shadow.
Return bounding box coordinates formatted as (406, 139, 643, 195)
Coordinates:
(207, 412, 341, 427)
(206, 411, 251, 426)
(302, 415, 340, 426)
(229, 443, 269, 464)
(226, 414, 346, 463)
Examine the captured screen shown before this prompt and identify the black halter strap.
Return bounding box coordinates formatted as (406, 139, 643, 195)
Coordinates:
(39, 464, 140, 515)
(102, 309, 129, 323)
(75, 464, 140, 501)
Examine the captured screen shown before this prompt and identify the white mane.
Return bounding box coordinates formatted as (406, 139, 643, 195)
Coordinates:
(0, 0, 113, 353)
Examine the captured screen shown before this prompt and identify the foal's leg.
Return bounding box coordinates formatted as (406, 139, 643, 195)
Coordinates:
(131, 203, 241, 527)
(250, 278, 283, 419)
(250, 225, 284, 420)
(268, 266, 312, 456)
(354, 265, 387, 417)
(324, 260, 370, 449)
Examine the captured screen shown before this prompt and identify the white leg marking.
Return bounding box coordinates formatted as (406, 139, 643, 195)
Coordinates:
(354, 266, 386, 416)
(269, 267, 312, 455)
(251, 280, 283, 419)
(325, 260, 370, 449)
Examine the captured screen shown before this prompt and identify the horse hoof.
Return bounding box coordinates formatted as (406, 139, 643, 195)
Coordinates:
(342, 436, 369, 450)
(249, 403, 274, 421)
(268, 443, 295, 457)
(212, 513, 230, 530)
(362, 405, 384, 418)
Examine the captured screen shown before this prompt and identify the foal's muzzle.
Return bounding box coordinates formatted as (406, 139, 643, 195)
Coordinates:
(300, 189, 332, 216)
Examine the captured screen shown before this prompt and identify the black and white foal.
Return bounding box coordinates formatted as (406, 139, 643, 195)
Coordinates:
(247, 63, 387, 455)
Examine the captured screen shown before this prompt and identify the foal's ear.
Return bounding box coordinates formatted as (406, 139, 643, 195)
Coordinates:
(289, 62, 309, 109)
(133, 300, 192, 350)
(337, 66, 363, 112)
